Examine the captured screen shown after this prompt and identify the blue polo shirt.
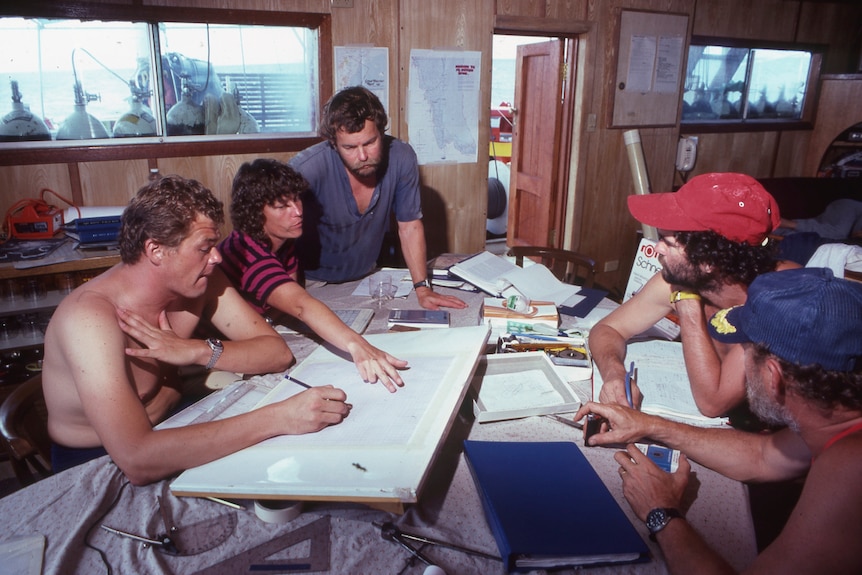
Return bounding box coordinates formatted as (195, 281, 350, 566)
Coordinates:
(290, 136, 423, 282)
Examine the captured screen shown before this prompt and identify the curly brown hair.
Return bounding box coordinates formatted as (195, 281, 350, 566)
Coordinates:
(318, 86, 388, 144)
(675, 230, 778, 290)
(229, 158, 308, 248)
(119, 175, 223, 264)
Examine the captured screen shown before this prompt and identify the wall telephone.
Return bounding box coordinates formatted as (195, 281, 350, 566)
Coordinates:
(676, 136, 698, 172)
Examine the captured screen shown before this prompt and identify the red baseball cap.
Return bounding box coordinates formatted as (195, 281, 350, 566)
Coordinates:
(627, 173, 781, 245)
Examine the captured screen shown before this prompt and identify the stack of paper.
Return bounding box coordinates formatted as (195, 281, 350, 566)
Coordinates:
(449, 251, 580, 306)
(482, 297, 559, 337)
(593, 339, 729, 427)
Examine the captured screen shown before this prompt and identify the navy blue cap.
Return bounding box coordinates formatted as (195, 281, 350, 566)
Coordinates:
(708, 267, 862, 372)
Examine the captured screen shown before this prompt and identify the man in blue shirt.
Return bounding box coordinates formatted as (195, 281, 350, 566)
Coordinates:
(290, 86, 465, 311)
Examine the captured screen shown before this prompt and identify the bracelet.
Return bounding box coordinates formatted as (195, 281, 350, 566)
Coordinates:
(670, 290, 701, 304)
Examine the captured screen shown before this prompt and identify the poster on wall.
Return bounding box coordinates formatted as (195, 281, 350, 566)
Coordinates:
(407, 49, 481, 165)
(334, 46, 390, 116)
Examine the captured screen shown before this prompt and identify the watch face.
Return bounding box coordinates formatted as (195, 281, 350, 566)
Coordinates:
(207, 338, 223, 351)
(646, 508, 669, 533)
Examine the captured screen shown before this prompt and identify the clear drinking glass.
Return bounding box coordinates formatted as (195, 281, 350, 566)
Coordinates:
(369, 274, 395, 308)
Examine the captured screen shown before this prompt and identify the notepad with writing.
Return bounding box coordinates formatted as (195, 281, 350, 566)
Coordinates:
(463, 440, 650, 571)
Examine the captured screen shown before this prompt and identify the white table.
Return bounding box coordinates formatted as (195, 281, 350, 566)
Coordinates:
(0, 275, 757, 574)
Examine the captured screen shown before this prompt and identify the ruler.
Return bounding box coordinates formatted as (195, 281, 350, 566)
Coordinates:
(191, 516, 331, 574)
(157, 379, 275, 429)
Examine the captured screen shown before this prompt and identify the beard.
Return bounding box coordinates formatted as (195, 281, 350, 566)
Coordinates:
(346, 159, 379, 179)
(746, 369, 799, 432)
(660, 256, 718, 292)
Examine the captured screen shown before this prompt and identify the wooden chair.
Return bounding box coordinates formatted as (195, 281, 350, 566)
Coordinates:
(508, 246, 598, 288)
(0, 375, 52, 487)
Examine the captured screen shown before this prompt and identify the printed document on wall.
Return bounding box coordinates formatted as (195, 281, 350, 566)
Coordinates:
(334, 46, 390, 115)
(407, 49, 481, 165)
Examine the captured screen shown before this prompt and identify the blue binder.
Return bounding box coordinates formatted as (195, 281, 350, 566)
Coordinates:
(463, 440, 650, 571)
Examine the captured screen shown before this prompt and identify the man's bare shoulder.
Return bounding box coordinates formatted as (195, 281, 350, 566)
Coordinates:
(51, 273, 120, 326)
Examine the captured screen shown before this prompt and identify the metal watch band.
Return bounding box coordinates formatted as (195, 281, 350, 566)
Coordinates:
(205, 338, 223, 370)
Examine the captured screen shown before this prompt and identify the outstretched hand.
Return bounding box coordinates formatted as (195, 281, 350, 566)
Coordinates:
(347, 340, 409, 393)
(416, 287, 468, 311)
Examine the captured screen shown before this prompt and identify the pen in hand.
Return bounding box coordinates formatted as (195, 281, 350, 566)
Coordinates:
(624, 361, 635, 408)
(285, 373, 312, 389)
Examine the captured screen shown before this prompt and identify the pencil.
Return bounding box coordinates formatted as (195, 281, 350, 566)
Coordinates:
(204, 496, 243, 510)
(624, 361, 635, 408)
(285, 373, 312, 389)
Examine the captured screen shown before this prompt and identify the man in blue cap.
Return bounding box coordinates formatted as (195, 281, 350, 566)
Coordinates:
(575, 267, 862, 574)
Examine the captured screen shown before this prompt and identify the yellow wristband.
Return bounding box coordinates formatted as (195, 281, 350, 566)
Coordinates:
(670, 290, 701, 304)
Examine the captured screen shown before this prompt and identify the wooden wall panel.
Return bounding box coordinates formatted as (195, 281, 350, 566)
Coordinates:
(682, 131, 779, 178)
(398, 0, 494, 257)
(0, 165, 72, 221)
(774, 130, 811, 177)
(329, 0, 401, 131)
(805, 75, 862, 176)
(571, 0, 694, 294)
(143, 0, 329, 11)
(796, 3, 862, 74)
(78, 159, 150, 207)
(157, 152, 294, 233)
(496, 0, 589, 21)
(692, 0, 799, 40)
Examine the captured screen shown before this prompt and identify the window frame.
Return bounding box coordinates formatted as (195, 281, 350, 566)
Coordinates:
(680, 35, 824, 134)
(0, 2, 332, 166)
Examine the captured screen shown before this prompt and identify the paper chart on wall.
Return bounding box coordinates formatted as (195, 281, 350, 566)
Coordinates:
(260, 354, 454, 447)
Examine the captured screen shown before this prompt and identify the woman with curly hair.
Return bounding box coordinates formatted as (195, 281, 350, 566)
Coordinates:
(219, 158, 407, 392)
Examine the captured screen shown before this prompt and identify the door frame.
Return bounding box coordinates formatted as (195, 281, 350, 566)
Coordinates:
(494, 16, 591, 251)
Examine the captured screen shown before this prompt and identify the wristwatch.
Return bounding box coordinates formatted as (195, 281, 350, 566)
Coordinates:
(670, 290, 701, 304)
(645, 507, 682, 538)
(205, 337, 224, 370)
(413, 278, 432, 290)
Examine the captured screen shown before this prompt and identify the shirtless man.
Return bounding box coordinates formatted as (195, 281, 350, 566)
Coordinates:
(576, 267, 862, 574)
(590, 172, 795, 417)
(42, 175, 350, 485)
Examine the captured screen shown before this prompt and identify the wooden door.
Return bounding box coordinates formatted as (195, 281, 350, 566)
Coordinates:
(507, 40, 563, 248)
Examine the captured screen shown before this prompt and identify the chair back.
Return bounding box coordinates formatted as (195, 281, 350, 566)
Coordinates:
(0, 374, 52, 486)
(508, 246, 597, 288)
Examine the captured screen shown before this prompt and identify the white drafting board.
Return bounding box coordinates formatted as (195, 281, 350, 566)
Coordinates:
(170, 325, 490, 507)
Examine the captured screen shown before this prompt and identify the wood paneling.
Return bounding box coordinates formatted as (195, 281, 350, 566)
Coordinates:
(805, 75, 862, 175)
(683, 131, 780, 178)
(398, 0, 494, 257)
(2, 0, 861, 295)
(0, 165, 73, 220)
(78, 160, 150, 207)
(692, 0, 799, 40)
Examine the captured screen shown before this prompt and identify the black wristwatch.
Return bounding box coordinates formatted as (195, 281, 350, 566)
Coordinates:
(646, 507, 682, 539)
(413, 278, 432, 290)
(205, 337, 224, 370)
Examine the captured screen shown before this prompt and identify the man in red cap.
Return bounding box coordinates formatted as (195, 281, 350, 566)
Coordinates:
(590, 172, 797, 419)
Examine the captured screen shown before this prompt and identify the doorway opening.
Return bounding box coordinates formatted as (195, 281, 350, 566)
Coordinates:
(487, 33, 578, 257)
(487, 35, 550, 255)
